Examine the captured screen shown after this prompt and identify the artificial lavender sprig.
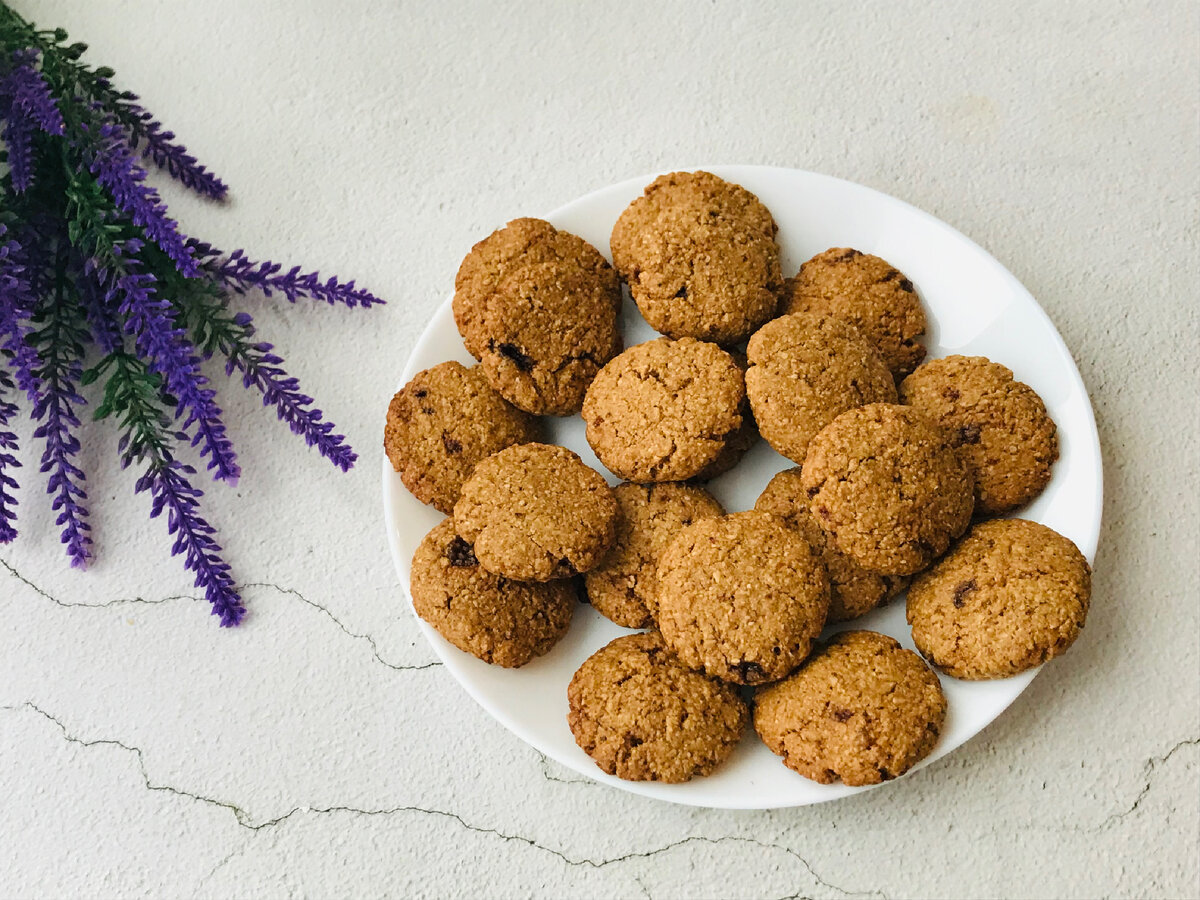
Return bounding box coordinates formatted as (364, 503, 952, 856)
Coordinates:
(188, 241, 384, 310)
(28, 265, 91, 567)
(121, 94, 228, 201)
(105, 246, 239, 483)
(0, 49, 64, 192)
(0, 225, 42, 397)
(174, 284, 357, 471)
(0, 369, 20, 543)
(80, 120, 199, 277)
(0, 8, 380, 624)
(90, 351, 244, 625)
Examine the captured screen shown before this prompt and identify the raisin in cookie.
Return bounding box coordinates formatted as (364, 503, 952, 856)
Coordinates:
(610, 171, 781, 345)
(754, 630, 946, 785)
(907, 518, 1091, 679)
(755, 467, 908, 622)
(410, 519, 574, 667)
(656, 510, 830, 685)
(899, 355, 1059, 515)
(385, 361, 539, 513)
(453, 443, 618, 581)
(582, 337, 745, 482)
(584, 482, 724, 628)
(802, 404, 974, 576)
(454, 217, 620, 359)
(746, 313, 896, 464)
(781, 248, 926, 376)
(568, 632, 747, 782)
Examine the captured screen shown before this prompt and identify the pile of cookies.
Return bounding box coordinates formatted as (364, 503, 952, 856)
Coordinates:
(386, 170, 1092, 789)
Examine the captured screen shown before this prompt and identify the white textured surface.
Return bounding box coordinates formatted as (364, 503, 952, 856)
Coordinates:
(1, 1, 1197, 897)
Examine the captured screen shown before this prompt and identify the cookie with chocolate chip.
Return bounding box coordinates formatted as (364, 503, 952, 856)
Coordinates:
(802, 403, 974, 575)
(410, 519, 575, 667)
(453, 218, 622, 415)
(610, 171, 782, 345)
(781, 247, 926, 376)
(755, 467, 908, 622)
(746, 313, 896, 464)
(453, 443, 619, 581)
(907, 518, 1091, 679)
(568, 631, 748, 782)
(584, 482, 724, 628)
(754, 630, 946, 785)
(899, 355, 1058, 515)
(385, 361, 539, 513)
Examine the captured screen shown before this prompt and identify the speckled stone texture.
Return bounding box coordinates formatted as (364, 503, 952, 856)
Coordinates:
(1, 1, 1196, 898)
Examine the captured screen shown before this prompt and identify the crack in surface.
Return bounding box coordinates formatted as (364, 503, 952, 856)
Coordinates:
(0, 560, 439, 674)
(1098, 736, 1199, 829)
(4, 702, 877, 897)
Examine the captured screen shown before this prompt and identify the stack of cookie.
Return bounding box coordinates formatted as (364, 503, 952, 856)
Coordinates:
(385, 170, 1092, 789)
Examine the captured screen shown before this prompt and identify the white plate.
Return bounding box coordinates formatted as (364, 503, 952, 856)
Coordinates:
(381, 166, 1103, 808)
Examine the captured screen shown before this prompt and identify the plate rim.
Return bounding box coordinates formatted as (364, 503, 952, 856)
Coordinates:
(380, 164, 1104, 809)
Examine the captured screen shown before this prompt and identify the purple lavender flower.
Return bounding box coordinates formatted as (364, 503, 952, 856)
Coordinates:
(108, 251, 239, 483)
(74, 255, 124, 353)
(29, 328, 91, 568)
(0, 50, 65, 193)
(0, 370, 21, 544)
(81, 121, 199, 277)
(0, 227, 42, 400)
(188, 241, 383, 310)
(224, 311, 357, 472)
(136, 454, 244, 626)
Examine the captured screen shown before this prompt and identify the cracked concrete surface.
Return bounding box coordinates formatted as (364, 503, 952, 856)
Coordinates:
(1, 0, 1197, 897)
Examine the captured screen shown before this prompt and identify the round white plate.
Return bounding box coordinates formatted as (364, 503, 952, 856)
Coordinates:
(382, 166, 1102, 808)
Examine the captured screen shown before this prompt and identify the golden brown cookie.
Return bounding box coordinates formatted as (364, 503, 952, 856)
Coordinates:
(453, 217, 621, 359)
(582, 338, 745, 482)
(384, 361, 539, 514)
(689, 348, 758, 482)
(610, 171, 782, 345)
(746, 313, 897, 464)
(755, 467, 908, 622)
(453, 443, 618, 581)
(754, 630, 946, 786)
(802, 403, 974, 575)
(656, 510, 830, 685)
(899, 355, 1059, 515)
(410, 520, 575, 667)
(907, 518, 1091, 679)
(477, 260, 622, 416)
(781, 248, 926, 376)
(567, 632, 748, 782)
(584, 483, 724, 628)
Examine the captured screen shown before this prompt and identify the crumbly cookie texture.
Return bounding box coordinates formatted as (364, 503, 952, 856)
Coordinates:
(907, 518, 1091, 679)
(610, 171, 782, 345)
(689, 348, 758, 482)
(582, 337, 745, 482)
(746, 313, 896, 464)
(453, 443, 618, 582)
(656, 510, 830, 685)
(781, 247, 927, 376)
(802, 403, 974, 575)
(899, 355, 1059, 515)
(410, 519, 575, 667)
(384, 361, 539, 514)
(567, 632, 748, 782)
(755, 467, 908, 622)
(476, 259, 622, 415)
(585, 482, 724, 628)
(454, 217, 620, 360)
(754, 630, 946, 786)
